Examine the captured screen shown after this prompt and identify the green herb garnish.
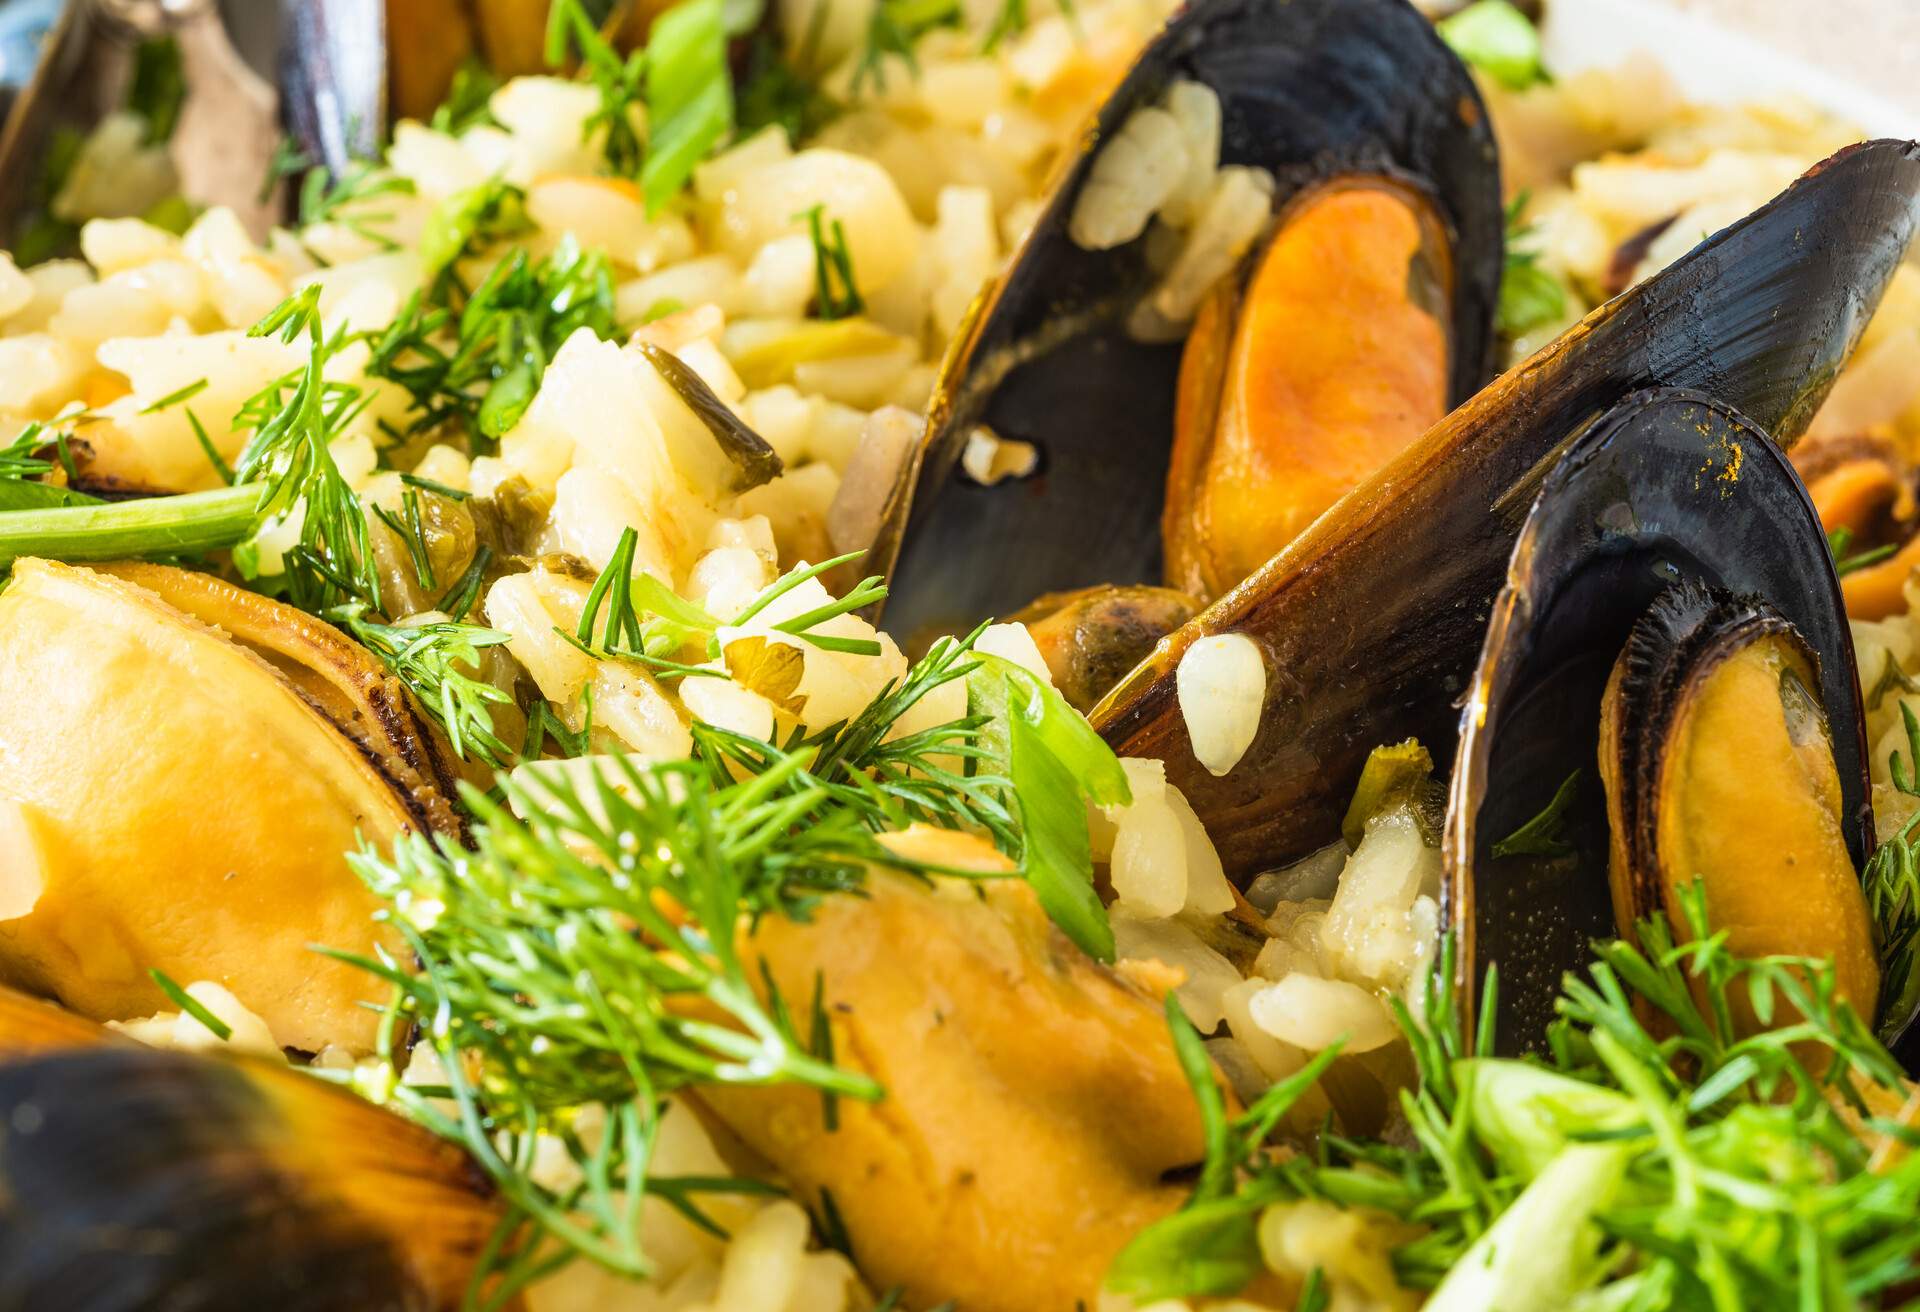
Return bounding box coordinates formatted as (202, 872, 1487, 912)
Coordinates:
(572, 539, 888, 675)
(367, 234, 615, 450)
(1497, 192, 1568, 339)
(0, 421, 101, 511)
(800, 203, 865, 320)
(546, 0, 651, 177)
(641, 0, 735, 215)
(334, 604, 516, 766)
(297, 159, 417, 253)
(146, 967, 233, 1041)
(852, 0, 962, 95)
(231, 286, 381, 610)
(967, 653, 1130, 961)
(1490, 767, 1581, 859)
(1109, 882, 1920, 1306)
(1828, 524, 1899, 578)
(431, 61, 503, 136)
(1439, 0, 1549, 92)
(419, 177, 531, 283)
(334, 749, 887, 1292)
(127, 36, 187, 145)
(1868, 649, 1919, 711)
(736, 32, 841, 143)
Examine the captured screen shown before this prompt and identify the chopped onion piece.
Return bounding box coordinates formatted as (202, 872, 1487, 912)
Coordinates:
(1248, 974, 1400, 1053)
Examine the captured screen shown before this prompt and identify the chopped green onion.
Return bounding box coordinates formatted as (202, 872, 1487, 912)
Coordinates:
(1439, 0, 1549, 92)
(642, 0, 735, 215)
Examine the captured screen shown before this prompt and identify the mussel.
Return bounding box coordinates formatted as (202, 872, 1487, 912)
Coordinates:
(876, 0, 1504, 638)
(0, 985, 501, 1311)
(1095, 139, 1920, 878)
(1445, 387, 1889, 1054)
(1599, 585, 1879, 1016)
(1162, 174, 1464, 600)
(0, 558, 464, 1055)
(1010, 583, 1203, 713)
(692, 828, 1215, 1312)
(1793, 431, 1920, 618)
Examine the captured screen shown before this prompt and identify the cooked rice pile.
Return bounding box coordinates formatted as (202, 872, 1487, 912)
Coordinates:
(50, 12, 1920, 1312)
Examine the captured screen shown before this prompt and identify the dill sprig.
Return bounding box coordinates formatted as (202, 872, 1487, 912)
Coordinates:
(852, 0, 961, 95)
(146, 967, 232, 1041)
(420, 178, 533, 285)
(333, 603, 516, 767)
(1866, 801, 1920, 1043)
(1489, 767, 1580, 859)
(1109, 884, 1920, 1306)
(570, 535, 889, 675)
(546, 0, 651, 177)
(230, 286, 381, 610)
(691, 624, 1019, 848)
(367, 235, 615, 451)
(544, 0, 735, 212)
(736, 30, 841, 143)
(296, 158, 417, 253)
(126, 36, 186, 145)
(0, 420, 100, 510)
(432, 62, 502, 136)
(693, 630, 1127, 961)
(800, 203, 864, 320)
(332, 749, 889, 1293)
(1868, 649, 1918, 710)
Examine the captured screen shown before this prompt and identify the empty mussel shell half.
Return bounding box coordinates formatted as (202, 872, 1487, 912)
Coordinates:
(1098, 138, 1920, 879)
(0, 985, 501, 1311)
(877, 0, 1503, 639)
(1445, 386, 1877, 1055)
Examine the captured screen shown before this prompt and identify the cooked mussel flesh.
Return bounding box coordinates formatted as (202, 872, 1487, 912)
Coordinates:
(0, 558, 463, 1054)
(1793, 431, 1920, 618)
(1010, 583, 1201, 712)
(1597, 583, 1879, 1019)
(692, 828, 1217, 1312)
(1165, 177, 1458, 599)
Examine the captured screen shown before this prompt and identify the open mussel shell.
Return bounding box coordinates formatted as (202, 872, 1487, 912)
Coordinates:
(877, 0, 1503, 639)
(0, 558, 463, 1056)
(0, 987, 502, 1312)
(1099, 139, 1920, 878)
(1445, 386, 1874, 1055)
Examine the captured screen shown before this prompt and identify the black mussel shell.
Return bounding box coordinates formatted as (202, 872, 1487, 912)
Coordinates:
(0, 989, 500, 1312)
(0, 1047, 424, 1312)
(1098, 139, 1920, 879)
(877, 0, 1503, 640)
(1445, 386, 1868, 1055)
